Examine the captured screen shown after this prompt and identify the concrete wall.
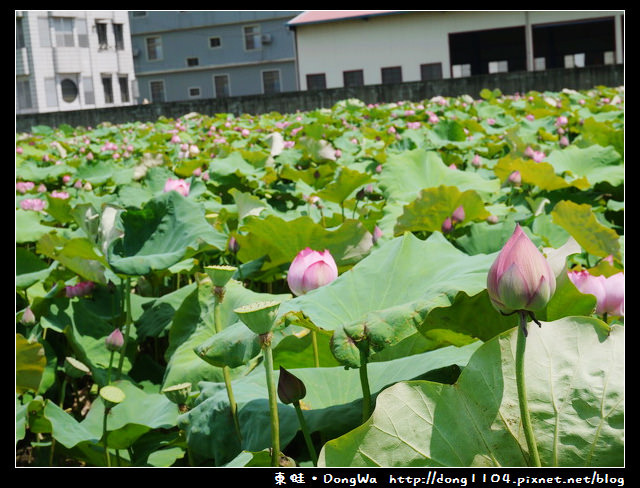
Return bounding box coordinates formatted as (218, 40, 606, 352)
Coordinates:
(16, 64, 623, 133)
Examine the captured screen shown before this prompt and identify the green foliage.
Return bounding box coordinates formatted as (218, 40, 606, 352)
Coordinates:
(16, 85, 623, 466)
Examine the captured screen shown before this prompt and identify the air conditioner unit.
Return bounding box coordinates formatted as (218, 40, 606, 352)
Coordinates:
(261, 33, 272, 44)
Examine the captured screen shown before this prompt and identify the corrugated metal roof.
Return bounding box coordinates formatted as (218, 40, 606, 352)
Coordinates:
(288, 10, 401, 26)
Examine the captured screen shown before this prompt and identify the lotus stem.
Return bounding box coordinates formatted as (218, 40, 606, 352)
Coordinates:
(311, 331, 320, 368)
(102, 406, 111, 467)
(116, 277, 132, 380)
(260, 332, 280, 467)
(293, 401, 318, 466)
(516, 311, 541, 467)
(359, 344, 372, 423)
(214, 291, 242, 442)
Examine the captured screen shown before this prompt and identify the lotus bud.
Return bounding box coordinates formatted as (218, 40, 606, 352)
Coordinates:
(277, 366, 307, 405)
(105, 328, 124, 352)
(287, 248, 338, 296)
(452, 205, 465, 224)
(487, 225, 556, 316)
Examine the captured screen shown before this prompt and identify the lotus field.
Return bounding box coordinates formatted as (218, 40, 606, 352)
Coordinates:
(16, 86, 624, 468)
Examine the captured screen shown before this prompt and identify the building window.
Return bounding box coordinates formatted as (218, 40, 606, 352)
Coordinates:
(262, 70, 281, 95)
(96, 22, 108, 49)
(420, 63, 443, 80)
(452, 64, 471, 78)
(76, 19, 89, 48)
(209, 37, 221, 48)
(45, 78, 58, 107)
(16, 17, 25, 49)
(131, 11, 147, 17)
(52, 17, 75, 47)
(16, 78, 32, 110)
(343, 69, 364, 87)
(113, 23, 124, 50)
(188, 87, 201, 98)
(83, 77, 95, 105)
(186, 57, 199, 67)
(102, 75, 113, 103)
(213, 74, 230, 98)
(243, 25, 260, 50)
(534, 57, 546, 71)
(488, 60, 509, 73)
(604, 51, 615, 65)
(306, 73, 326, 90)
(61, 78, 79, 103)
(119, 76, 130, 103)
(381, 66, 402, 84)
(150, 80, 165, 102)
(564, 53, 585, 68)
(146, 36, 163, 61)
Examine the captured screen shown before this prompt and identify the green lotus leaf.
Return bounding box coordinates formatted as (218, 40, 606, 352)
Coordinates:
(493, 154, 590, 191)
(16, 334, 46, 394)
(394, 185, 490, 235)
(181, 342, 479, 465)
(279, 232, 513, 367)
(546, 144, 623, 187)
(551, 200, 621, 260)
(319, 317, 623, 467)
(316, 166, 373, 204)
(235, 215, 373, 272)
(108, 191, 228, 275)
(378, 149, 499, 204)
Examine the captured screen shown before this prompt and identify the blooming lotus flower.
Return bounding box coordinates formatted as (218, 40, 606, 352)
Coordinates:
(65, 281, 95, 298)
(163, 178, 190, 196)
(20, 198, 46, 211)
(568, 270, 624, 316)
(287, 248, 338, 296)
(487, 225, 556, 316)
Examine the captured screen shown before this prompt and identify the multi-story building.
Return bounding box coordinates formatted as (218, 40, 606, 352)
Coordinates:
(16, 10, 137, 115)
(128, 11, 302, 103)
(288, 11, 624, 91)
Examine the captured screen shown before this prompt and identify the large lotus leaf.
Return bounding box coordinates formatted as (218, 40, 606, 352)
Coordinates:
(181, 342, 479, 464)
(378, 149, 499, 204)
(107, 191, 228, 275)
(235, 215, 373, 271)
(136, 283, 196, 339)
(278, 232, 513, 368)
(546, 144, 623, 187)
(162, 280, 290, 390)
(16, 247, 55, 289)
(551, 200, 621, 260)
(16, 334, 46, 394)
(316, 166, 373, 204)
(319, 317, 623, 467)
(493, 155, 590, 191)
(16, 209, 54, 243)
(394, 185, 490, 235)
(36, 233, 110, 285)
(81, 380, 179, 450)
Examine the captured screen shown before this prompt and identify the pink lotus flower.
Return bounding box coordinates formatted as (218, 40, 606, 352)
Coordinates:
(287, 248, 338, 296)
(105, 328, 124, 351)
(163, 178, 190, 197)
(567, 270, 624, 316)
(16, 181, 35, 194)
(20, 198, 46, 211)
(65, 281, 95, 298)
(487, 225, 556, 315)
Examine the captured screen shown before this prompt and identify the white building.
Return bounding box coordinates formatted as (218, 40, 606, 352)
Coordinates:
(16, 11, 137, 114)
(288, 11, 624, 91)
